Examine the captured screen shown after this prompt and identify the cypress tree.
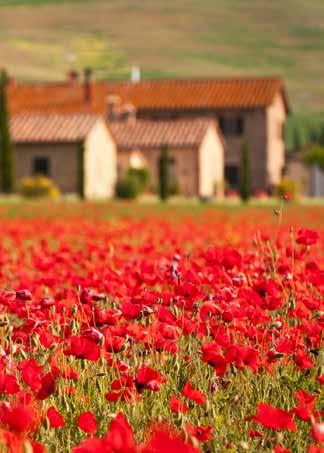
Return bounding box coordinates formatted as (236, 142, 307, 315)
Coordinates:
(159, 144, 169, 201)
(319, 124, 324, 146)
(0, 69, 14, 193)
(240, 142, 250, 202)
(77, 141, 85, 199)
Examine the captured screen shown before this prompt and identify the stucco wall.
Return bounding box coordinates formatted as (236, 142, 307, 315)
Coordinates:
(220, 109, 268, 191)
(14, 143, 78, 193)
(199, 125, 224, 198)
(118, 147, 199, 196)
(84, 120, 117, 199)
(266, 93, 286, 187)
(138, 107, 268, 191)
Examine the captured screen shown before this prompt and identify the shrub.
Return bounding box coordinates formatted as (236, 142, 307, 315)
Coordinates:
(304, 146, 324, 169)
(20, 175, 60, 199)
(127, 167, 149, 192)
(275, 178, 299, 201)
(115, 175, 140, 199)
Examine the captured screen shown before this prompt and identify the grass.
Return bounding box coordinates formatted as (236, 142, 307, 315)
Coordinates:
(0, 0, 324, 115)
(0, 199, 323, 229)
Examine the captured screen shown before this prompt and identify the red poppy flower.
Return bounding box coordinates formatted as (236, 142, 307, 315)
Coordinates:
(251, 403, 297, 431)
(16, 289, 32, 301)
(18, 359, 43, 392)
(36, 372, 56, 400)
(143, 423, 200, 453)
(135, 364, 166, 392)
(296, 228, 319, 246)
(201, 342, 227, 376)
(0, 402, 37, 433)
(169, 395, 189, 413)
(292, 390, 316, 421)
(295, 350, 315, 370)
(0, 373, 20, 394)
(65, 336, 101, 361)
(105, 375, 138, 403)
(308, 445, 324, 453)
(47, 406, 65, 428)
(77, 411, 97, 434)
(274, 446, 292, 453)
(185, 423, 213, 442)
(311, 422, 324, 443)
(105, 412, 136, 453)
(72, 438, 108, 453)
(181, 382, 206, 405)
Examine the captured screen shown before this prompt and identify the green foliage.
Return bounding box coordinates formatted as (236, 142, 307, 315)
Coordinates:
(276, 178, 299, 201)
(115, 175, 140, 199)
(285, 113, 324, 152)
(0, 69, 15, 193)
(304, 146, 324, 169)
(127, 167, 149, 192)
(77, 141, 85, 199)
(20, 175, 60, 198)
(240, 142, 250, 202)
(159, 144, 169, 201)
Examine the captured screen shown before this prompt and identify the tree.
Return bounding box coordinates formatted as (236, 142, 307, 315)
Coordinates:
(0, 69, 14, 193)
(77, 141, 85, 198)
(319, 124, 324, 146)
(159, 144, 169, 201)
(240, 142, 250, 202)
(304, 146, 324, 170)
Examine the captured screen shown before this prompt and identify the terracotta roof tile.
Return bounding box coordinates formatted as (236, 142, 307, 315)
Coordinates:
(8, 77, 289, 117)
(11, 113, 102, 143)
(109, 118, 217, 150)
(107, 77, 289, 111)
(8, 82, 108, 115)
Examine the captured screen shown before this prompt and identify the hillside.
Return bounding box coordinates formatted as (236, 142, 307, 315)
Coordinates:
(0, 0, 324, 117)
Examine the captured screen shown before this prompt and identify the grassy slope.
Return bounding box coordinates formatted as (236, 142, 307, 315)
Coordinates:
(0, 0, 324, 116)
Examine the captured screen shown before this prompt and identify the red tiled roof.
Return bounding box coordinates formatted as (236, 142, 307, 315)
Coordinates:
(8, 82, 108, 115)
(110, 118, 218, 150)
(107, 77, 289, 112)
(11, 114, 103, 143)
(8, 77, 289, 117)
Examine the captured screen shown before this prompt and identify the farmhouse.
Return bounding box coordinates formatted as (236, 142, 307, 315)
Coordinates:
(7, 73, 289, 196)
(10, 113, 117, 198)
(110, 118, 225, 198)
(107, 78, 289, 193)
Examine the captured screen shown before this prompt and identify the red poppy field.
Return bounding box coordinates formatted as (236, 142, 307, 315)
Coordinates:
(0, 202, 323, 453)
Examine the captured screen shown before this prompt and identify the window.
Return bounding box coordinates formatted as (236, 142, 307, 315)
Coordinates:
(33, 157, 50, 176)
(225, 165, 239, 189)
(219, 117, 244, 136)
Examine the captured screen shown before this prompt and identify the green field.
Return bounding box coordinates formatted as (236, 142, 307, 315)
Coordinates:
(1, 0, 324, 117)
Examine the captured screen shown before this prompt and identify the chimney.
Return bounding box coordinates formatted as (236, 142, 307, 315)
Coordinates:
(83, 67, 93, 103)
(66, 70, 79, 85)
(106, 94, 121, 122)
(131, 66, 140, 83)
